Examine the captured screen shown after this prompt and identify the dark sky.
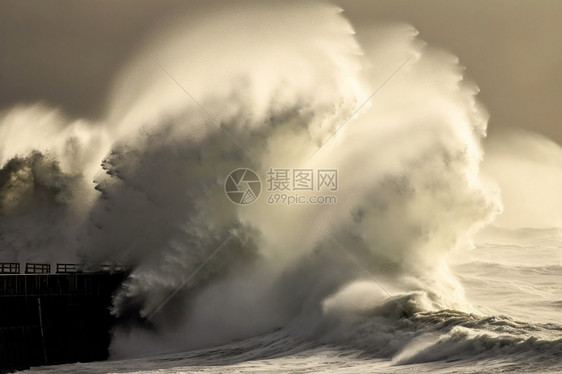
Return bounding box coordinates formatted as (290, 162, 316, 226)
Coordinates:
(1, 0, 561, 143)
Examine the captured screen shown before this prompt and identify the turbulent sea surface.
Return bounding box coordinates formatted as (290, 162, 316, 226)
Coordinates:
(2, 2, 561, 373)
(18, 228, 562, 373)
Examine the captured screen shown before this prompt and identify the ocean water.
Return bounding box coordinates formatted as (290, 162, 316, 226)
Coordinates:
(19, 227, 562, 373)
(2, 2, 561, 373)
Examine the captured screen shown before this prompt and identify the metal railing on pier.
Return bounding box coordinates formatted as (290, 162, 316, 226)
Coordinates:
(25, 263, 50, 274)
(0, 263, 20, 274)
(0, 263, 132, 275)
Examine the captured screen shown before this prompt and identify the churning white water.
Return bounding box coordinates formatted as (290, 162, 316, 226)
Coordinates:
(2, 2, 560, 373)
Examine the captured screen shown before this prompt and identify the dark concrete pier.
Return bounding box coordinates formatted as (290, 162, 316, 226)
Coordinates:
(0, 264, 128, 373)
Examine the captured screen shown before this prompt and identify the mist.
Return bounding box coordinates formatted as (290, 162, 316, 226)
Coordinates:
(0, 0, 560, 364)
